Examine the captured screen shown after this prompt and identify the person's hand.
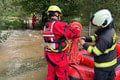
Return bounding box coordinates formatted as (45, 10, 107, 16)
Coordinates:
(81, 37, 86, 40)
(80, 38, 85, 45)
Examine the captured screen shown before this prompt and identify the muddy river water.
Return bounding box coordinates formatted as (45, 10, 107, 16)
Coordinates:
(0, 30, 47, 80)
(0, 30, 120, 80)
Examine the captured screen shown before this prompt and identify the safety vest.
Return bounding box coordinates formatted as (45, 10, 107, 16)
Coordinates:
(43, 21, 69, 53)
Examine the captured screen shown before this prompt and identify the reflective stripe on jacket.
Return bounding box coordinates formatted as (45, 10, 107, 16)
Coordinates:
(43, 21, 68, 53)
(83, 27, 117, 68)
(43, 19, 80, 53)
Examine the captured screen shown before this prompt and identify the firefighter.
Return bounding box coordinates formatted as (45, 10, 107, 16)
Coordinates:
(43, 5, 81, 80)
(80, 9, 117, 80)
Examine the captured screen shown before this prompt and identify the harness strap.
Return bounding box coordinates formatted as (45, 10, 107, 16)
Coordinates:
(50, 21, 56, 32)
(44, 21, 69, 53)
(45, 43, 69, 53)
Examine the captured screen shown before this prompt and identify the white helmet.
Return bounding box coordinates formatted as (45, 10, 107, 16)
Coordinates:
(91, 9, 113, 28)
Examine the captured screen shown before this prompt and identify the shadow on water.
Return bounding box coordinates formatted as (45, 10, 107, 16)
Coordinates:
(0, 30, 47, 80)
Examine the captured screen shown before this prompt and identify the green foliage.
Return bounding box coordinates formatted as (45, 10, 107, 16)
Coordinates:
(0, 0, 120, 31)
(0, 18, 25, 30)
(0, 0, 25, 30)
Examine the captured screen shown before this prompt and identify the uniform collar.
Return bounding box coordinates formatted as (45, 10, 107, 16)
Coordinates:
(45, 18, 59, 26)
(95, 22, 114, 35)
(48, 18, 59, 22)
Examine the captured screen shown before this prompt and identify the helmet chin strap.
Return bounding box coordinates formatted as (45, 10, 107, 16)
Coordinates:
(51, 16, 61, 21)
(50, 12, 61, 20)
(57, 16, 61, 20)
(55, 12, 61, 20)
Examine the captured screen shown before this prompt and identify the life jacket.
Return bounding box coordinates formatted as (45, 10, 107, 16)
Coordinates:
(43, 21, 69, 53)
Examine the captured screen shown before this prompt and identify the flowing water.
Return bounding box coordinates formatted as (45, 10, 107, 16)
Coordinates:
(0, 30, 120, 80)
(0, 30, 47, 80)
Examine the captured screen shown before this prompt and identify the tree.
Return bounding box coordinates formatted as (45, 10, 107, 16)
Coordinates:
(0, 0, 120, 30)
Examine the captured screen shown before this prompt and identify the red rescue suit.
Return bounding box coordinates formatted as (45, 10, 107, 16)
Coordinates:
(32, 15, 37, 29)
(43, 19, 80, 80)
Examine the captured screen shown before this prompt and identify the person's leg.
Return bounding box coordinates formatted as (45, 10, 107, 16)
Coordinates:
(94, 68, 108, 80)
(56, 65, 69, 80)
(108, 69, 116, 80)
(32, 22, 36, 29)
(46, 62, 55, 80)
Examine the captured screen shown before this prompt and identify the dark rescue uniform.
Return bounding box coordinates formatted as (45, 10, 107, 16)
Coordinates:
(83, 22, 117, 80)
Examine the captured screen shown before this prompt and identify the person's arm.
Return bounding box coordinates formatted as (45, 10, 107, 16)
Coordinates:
(84, 34, 97, 42)
(53, 22, 80, 39)
(81, 38, 109, 56)
(64, 25, 80, 39)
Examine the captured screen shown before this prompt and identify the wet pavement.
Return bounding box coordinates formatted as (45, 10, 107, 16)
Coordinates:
(0, 30, 47, 80)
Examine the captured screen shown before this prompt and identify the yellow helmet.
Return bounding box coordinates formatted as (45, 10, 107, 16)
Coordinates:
(47, 5, 62, 16)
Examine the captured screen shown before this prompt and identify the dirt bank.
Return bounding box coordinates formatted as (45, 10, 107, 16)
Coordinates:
(0, 30, 47, 80)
